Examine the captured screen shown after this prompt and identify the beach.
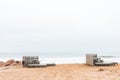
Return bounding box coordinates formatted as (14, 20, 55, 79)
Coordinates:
(0, 64, 120, 80)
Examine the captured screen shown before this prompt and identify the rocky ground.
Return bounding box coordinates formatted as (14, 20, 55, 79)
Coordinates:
(0, 62, 120, 80)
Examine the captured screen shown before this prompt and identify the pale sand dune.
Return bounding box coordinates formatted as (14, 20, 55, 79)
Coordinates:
(0, 64, 120, 80)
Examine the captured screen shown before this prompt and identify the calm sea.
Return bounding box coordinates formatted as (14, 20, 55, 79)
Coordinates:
(0, 52, 120, 64)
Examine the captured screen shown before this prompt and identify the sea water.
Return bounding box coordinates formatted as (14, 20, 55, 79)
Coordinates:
(0, 52, 120, 64)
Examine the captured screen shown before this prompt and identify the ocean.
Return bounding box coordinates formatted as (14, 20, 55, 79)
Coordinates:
(0, 52, 120, 64)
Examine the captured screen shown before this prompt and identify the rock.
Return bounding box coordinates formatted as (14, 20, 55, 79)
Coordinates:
(5, 59, 16, 66)
(4, 63, 10, 66)
(0, 61, 5, 67)
(11, 63, 17, 66)
(98, 68, 104, 71)
(6, 59, 15, 64)
(16, 61, 21, 64)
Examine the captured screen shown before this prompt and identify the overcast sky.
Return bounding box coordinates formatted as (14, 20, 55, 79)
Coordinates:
(0, 0, 120, 54)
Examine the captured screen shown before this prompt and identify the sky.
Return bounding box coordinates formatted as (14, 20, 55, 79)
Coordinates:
(0, 0, 120, 55)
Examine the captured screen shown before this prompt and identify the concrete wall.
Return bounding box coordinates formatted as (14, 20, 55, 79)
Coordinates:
(86, 54, 97, 66)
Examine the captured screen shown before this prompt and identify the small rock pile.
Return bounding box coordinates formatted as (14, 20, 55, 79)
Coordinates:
(0, 59, 21, 67)
(98, 68, 104, 71)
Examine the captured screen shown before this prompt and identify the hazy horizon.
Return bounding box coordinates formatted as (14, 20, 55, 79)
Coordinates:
(0, 0, 120, 56)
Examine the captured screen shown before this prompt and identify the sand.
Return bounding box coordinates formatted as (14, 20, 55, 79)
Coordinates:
(0, 64, 120, 80)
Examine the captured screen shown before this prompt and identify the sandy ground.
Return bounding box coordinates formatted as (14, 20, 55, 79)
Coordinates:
(0, 64, 120, 80)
